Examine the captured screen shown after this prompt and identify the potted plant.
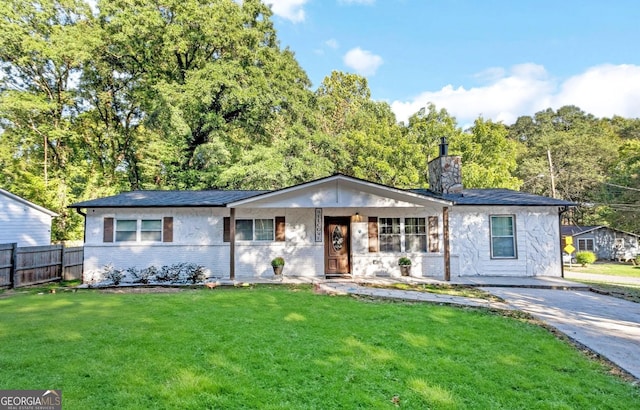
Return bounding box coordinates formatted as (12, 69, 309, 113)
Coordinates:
(398, 257, 411, 276)
(271, 257, 285, 275)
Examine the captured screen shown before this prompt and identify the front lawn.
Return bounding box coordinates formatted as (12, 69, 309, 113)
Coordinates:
(566, 261, 640, 277)
(0, 286, 637, 409)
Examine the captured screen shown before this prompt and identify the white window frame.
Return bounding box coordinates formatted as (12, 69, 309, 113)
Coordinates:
(235, 218, 275, 241)
(379, 217, 401, 252)
(378, 217, 430, 253)
(490, 215, 517, 259)
(405, 217, 427, 253)
(115, 219, 163, 242)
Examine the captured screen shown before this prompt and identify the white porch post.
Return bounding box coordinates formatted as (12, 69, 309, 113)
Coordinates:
(230, 207, 236, 280)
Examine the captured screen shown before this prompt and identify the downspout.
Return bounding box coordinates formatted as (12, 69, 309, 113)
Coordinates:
(558, 205, 570, 278)
(75, 208, 87, 243)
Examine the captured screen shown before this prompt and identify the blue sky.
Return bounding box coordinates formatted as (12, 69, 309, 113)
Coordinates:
(266, 0, 640, 126)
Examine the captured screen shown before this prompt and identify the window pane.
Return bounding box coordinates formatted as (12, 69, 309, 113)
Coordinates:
(141, 220, 161, 230)
(379, 218, 401, 252)
(255, 219, 274, 241)
(491, 216, 513, 236)
(140, 219, 162, 241)
(405, 218, 426, 234)
(406, 235, 427, 252)
(492, 237, 515, 257)
(235, 220, 253, 241)
(116, 220, 136, 242)
(405, 218, 427, 252)
(491, 215, 516, 258)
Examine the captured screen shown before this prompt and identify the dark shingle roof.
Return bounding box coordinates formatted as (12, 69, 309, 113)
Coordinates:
(410, 188, 575, 206)
(69, 190, 266, 208)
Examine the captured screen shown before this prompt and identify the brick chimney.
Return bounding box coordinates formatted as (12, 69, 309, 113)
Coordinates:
(428, 137, 463, 194)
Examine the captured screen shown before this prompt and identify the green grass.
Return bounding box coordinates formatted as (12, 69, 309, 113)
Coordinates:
(566, 261, 640, 277)
(0, 286, 638, 409)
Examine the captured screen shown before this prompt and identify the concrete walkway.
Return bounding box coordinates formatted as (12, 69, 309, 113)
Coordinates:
(314, 276, 640, 382)
(483, 287, 640, 381)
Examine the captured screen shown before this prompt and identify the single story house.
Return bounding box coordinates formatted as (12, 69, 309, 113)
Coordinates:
(70, 141, 574, 283)
(561, 225, 640, 262)
(0, 188, 58, 247)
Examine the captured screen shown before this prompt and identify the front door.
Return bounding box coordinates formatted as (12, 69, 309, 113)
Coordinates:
(325, 217, 350, 276)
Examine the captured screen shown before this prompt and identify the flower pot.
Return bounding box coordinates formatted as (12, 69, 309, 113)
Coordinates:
(400, 265, 411, 276)
(273, 266, 284, 275)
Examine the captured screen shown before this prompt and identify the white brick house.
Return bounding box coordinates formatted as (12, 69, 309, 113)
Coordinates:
(0, 188, 58, 246)
(70, 144, 574, 282)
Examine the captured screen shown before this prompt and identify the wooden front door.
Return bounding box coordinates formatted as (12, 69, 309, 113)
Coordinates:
(325, 217, 350, 276)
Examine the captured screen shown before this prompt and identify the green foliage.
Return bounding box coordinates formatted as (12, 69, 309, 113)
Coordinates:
(271, 257, 285, 267)
(398, 257, 412, 266)
(575, 251, 597, 266)
(1, 0, 639, 241)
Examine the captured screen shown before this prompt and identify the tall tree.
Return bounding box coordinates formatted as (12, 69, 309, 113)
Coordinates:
(0, 0, 95, 239)
(454, 118, 520, 189)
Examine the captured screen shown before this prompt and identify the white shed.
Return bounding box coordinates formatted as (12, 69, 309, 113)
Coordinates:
(0, 189, 58, 246)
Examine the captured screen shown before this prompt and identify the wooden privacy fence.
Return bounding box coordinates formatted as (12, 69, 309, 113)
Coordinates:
(0, 243, 83, 288)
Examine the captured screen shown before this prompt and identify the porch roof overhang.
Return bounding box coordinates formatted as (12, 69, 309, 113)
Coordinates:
(225, 174, 453, 208)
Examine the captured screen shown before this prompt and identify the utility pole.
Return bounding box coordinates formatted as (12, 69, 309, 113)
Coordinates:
(547, 149, 556, 198)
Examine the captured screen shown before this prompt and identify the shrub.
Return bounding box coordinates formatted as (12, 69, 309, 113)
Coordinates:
(398, 257, 412, 266)
(575, 251, 596, 266)
(271, 257, 285, 267)
(103, 264, 124, 285)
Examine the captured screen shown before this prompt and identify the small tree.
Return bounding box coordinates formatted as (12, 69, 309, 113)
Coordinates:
(575, 251, 596, 267)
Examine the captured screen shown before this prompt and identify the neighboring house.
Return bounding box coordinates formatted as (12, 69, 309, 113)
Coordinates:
(561, 225, 640, 261)
(0, 189, 58, 246)
(70, 141, 574, 282)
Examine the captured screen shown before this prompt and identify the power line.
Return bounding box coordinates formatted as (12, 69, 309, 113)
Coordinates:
(602, 182, 640, 192)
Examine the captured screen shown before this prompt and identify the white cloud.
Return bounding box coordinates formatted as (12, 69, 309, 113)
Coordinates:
(343, 47, 384, 76)
(266, 0, 307, 23)
(552, 64, 640, 120)
(390, 63, 640, 126)
(325, 38, 339, 49)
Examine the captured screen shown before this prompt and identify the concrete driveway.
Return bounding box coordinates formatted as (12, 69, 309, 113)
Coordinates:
(482, 287, 640, 381)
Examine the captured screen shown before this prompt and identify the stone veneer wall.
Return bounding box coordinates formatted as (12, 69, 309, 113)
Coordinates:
(428, 156, 463, 194)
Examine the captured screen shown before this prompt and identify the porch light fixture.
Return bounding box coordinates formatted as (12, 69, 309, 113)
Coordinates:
(351, 212, 363, 223)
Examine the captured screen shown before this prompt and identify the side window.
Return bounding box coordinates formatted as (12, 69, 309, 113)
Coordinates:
(490, 215, 516, 258)
(115, 220, 137, 242)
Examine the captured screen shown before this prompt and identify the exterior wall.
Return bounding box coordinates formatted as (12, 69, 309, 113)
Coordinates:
(82, 203, 564, 281)
(577, 229, 640, 260)
(234, 208, 323, 280)
(345, 207, 450, 279)
(83, 207, 230, 282)
(0, 193, 54, 246)
(450, 206, 562, 277)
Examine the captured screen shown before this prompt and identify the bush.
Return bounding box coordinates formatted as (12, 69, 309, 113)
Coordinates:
(103, 264, 124, 285)
(575, 251, 597, 266)
(271, 257, 285, 267)
(398, 257, 412, 266)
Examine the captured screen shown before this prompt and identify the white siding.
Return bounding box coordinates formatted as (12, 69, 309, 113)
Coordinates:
(0, 192, 55, 246)
(82, 204, 564, 282)
(450, 206, 562, 277)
